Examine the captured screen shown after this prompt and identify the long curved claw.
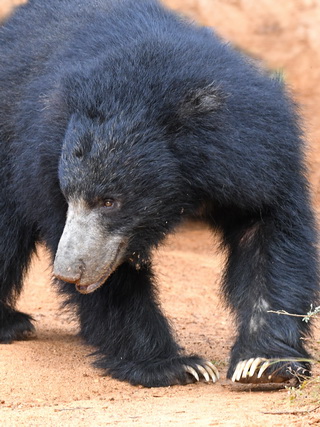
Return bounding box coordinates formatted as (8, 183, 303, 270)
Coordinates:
(232, 357, 268, 382)
(242, 358, 255, 378)
(196, 364, 210, 382)
(257, 360, 270, 379)
(248, 357, 265, 377)
(232, 360, 246, 382)
(183, 361, 219, 383)
(183, 365, 200, 382)
(205, 362, 219, 382)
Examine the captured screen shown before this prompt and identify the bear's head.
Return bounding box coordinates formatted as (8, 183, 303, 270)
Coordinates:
(53, 109, 184, 293)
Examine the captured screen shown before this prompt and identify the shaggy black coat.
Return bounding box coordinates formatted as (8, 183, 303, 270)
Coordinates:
(0, 0, 318, 386)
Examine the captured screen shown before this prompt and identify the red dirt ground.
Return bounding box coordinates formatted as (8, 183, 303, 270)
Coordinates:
(2, 228, 320, 426)
(1, 0, 320, 425)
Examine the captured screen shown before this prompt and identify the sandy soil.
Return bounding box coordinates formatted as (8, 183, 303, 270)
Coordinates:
(1, 226, 319, 426)
(1, 0, 320, 426)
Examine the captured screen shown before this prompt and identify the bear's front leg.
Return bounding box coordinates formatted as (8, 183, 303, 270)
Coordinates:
(219, 199, 317, 385)
(61, 262, 219, 387)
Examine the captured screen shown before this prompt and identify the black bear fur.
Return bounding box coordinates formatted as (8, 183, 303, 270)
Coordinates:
(0, 0, 318, 386)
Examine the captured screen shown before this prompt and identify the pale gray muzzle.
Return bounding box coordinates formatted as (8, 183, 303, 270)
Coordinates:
(53, 200, 126, 294)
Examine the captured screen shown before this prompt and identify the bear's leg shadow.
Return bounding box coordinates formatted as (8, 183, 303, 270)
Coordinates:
(217, 196, 318, 384)
(58, 261, 219, 387)
(0, 207, 37, 343)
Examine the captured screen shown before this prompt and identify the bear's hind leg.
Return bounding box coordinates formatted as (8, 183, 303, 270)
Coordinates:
(218, 201, 318, 384)
(59, 262, 219, 387)
(0, 210, 37, 343)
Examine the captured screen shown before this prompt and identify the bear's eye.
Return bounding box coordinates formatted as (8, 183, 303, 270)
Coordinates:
(104, 199, 115, 208)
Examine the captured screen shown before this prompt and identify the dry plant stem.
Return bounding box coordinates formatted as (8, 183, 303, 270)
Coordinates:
(261, 404, 320, 416)
(267, 310, 308, 318)
(267, 307, 320, 322)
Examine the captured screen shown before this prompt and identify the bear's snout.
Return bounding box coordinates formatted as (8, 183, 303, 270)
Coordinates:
(53, 200, 127, 292)
(53, 258, 85, 284)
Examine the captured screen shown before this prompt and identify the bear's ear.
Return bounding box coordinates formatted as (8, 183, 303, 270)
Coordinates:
(162, 83, 226, 133)
(179, 83, 226, 118)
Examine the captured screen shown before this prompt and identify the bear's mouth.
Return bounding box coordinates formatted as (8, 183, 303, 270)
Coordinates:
(75, 268, 113, 294)
(74, 242, 126, 295)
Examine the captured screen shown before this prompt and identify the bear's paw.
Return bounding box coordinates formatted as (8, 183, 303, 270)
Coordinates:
(230, 357, 311, 384)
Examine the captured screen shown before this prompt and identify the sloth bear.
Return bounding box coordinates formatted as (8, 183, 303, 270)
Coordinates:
(0, 0, 318, 387)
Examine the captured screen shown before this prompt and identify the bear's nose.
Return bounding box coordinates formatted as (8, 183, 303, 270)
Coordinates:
(53, 259, 85, 284)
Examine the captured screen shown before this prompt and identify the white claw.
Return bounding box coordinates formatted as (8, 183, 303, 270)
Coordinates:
(236, 360, 247, 381)
(232, 358, 272, 382)
(205, 362, 219, 382)
(196, 364, 210, 382)
(242, 358, 255, 378)
(248, 357, 265, 377)
(184, 365, 200, 382)
(231, 362, 240, 382)
(257, 361, 270, 379)
(232, 360, 246, 382)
